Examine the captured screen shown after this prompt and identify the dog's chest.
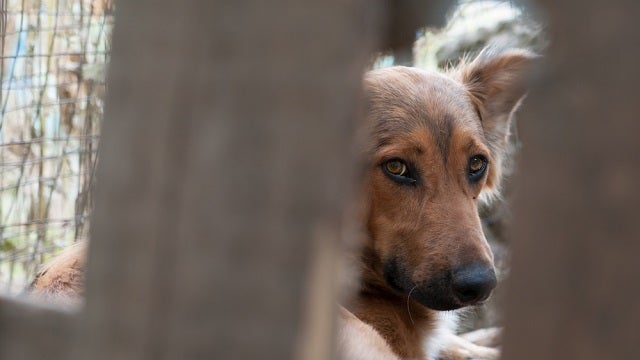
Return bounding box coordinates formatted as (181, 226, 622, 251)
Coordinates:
(423, 311, 460, 360)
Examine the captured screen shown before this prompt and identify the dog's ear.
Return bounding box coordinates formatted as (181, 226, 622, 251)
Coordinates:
(455, 48, 538, 192)
(457, 48, 537, 153)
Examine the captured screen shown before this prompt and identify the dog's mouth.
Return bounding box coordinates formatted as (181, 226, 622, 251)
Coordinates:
(383, 257, 494, 311)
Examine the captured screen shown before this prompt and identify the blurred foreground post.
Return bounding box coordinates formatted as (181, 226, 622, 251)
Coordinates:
(503, 0, 640, 359)
(74, 1, 381, 359)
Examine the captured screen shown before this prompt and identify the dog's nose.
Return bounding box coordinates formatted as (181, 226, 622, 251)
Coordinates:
(451, 264, 497, 305)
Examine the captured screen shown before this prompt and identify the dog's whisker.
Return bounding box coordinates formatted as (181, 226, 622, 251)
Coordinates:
(407, 285, 418, 325)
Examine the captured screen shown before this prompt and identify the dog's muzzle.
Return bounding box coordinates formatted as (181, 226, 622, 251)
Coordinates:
(384, 258, 497, 311)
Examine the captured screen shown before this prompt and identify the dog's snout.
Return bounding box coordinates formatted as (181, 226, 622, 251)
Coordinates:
(451, 264, 497, 305)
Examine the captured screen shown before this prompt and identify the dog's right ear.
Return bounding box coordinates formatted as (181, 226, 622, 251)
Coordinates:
(455, 48, 538, 192)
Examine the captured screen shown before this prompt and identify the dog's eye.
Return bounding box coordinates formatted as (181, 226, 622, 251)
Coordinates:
(382, 159, 416, 185)
(468, 155, 488, 182)
(385, 160, 406, 176)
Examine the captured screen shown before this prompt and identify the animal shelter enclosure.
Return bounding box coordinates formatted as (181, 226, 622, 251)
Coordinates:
(1, 0, 640, 359)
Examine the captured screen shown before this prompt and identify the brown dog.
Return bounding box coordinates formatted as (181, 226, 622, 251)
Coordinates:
(31, 48, 534, 359)
(338, 48, 535, 359)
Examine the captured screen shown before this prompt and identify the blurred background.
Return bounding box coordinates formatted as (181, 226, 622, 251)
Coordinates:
(0, 0, 112, 294)
(0, 0, 544, 331)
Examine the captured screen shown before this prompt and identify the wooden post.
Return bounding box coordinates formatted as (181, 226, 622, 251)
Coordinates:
(502, 0, 640, 359)
(0, 297, 76, 360)
(72, 1, 383, 359)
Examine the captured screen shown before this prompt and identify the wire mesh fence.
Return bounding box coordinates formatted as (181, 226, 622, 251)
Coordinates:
(0, 0, 113, 294)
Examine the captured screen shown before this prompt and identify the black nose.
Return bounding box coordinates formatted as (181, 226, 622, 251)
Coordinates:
(451, 264, 497, 305)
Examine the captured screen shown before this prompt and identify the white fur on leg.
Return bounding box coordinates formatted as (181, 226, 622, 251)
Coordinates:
(460, 327, 502, 348)
(437, 333, 500, 360)
(423, 311, 499, 360)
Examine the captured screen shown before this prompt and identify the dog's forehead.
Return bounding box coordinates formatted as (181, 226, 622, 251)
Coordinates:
(365, 67, 477, 125)
(364, 66, 484, 155)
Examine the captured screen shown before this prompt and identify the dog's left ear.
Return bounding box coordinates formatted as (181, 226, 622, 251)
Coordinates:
(455, 48, 538, 189)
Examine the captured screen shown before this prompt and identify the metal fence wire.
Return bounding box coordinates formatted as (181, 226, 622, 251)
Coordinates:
(0, 0, 113, 294)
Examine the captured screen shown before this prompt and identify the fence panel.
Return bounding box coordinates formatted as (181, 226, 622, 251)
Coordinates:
(70, 1, 384, 359)
(503, 0, 640, 359)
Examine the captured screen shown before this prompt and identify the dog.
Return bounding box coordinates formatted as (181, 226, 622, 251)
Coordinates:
(31, 47, 534, 360)
(338, 47, 535, 360)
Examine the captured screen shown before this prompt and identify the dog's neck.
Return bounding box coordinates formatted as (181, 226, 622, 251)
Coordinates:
(347, 247, 439, 359)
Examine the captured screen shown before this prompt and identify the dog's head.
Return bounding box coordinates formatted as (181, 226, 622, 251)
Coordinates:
(361, 49, 535, 311)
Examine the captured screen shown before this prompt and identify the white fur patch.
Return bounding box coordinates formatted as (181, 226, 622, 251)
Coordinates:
(423, 311, 460, 360)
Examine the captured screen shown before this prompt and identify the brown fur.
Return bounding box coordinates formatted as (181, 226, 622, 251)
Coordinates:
(30, 48, 535, 359)
(30, 241, 86, 304)
(338, 307, 400, 360)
